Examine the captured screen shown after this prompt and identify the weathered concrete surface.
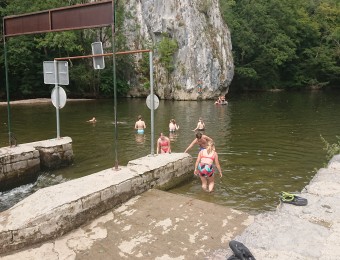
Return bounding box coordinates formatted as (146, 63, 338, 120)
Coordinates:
(2, 189, 253, 260)
(0, 153, 193, 255)
(211, 154, 340, 260)
(0, 189, 252, 260)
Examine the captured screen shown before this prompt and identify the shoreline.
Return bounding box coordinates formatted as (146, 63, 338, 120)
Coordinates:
(0, 98, 94, 106)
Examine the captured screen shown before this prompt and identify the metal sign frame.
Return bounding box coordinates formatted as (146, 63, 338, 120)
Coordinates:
(3, 0, 113, 37)
(2, 0, 157, 168)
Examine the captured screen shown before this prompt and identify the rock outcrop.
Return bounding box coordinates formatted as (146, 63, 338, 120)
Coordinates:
(122, 0, 234, 100)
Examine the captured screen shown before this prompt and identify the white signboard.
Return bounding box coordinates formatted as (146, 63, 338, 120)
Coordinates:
(51, 86, 67, 109)
(43, 61, 69, 85)
(146, 94, 159, 110)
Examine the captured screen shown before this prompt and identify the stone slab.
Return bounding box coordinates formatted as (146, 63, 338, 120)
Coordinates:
(0, 190, 252, 260)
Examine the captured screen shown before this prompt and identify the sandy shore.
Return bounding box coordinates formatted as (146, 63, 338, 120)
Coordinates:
(0, 98, 94, 106)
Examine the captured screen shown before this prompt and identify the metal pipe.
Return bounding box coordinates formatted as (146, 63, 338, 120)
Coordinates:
(54, 60, 60, 139)
(112, 0, 119, 170)
(149, 51, 155, 156)
(3, 37, 12, 146)
(54, 49, 151, 61)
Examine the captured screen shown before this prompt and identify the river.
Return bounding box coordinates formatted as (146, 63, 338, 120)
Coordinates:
(1, 90, 340, 214)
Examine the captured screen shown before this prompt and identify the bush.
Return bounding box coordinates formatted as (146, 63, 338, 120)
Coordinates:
(321, 135, 340, 161)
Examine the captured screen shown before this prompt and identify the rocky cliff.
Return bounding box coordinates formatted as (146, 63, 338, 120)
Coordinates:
(122, 0, 234, 100)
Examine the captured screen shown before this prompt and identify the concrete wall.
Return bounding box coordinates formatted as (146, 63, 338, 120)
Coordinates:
(0, 153, 193, 255)
(0, 137, 73, 191)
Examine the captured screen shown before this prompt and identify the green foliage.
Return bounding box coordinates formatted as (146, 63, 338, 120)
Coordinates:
(321, 135, 340, 161)
(220, 0, 340, 90)
(0, 0, 134, 99)
(157, 34, 178, 75)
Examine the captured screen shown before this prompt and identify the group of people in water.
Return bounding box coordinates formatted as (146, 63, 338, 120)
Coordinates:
(214, 95, 227, 105)
(134, 115, 222, 193)
(86, 113, 222, 193)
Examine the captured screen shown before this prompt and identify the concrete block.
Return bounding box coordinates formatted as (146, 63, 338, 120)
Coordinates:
(0, 231, 13, 248)
(101, 186, 118, 201)
(27, 158, 40, 168)
(62, 143, 72, 151)
(63, 150, 73, 161)
(33, 150, 40, 158)
(12, 225, 41, 244)
(305, 181, 340, 196)
(116, 180, 132, 194)
(81, 192, 101, 210)
(12, 160, 28, 171)
(19, 152, 34, 161)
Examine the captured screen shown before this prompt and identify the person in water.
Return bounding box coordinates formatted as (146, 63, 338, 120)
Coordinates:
(169, 119, 179, 132)
(135, 115, 146, 134)
(194, 141, 222, 192)
(157, 133, 171, 154)
(184, 132, 213, 153)
(87, 117, 97, 123)
(192, 117, 205, 131)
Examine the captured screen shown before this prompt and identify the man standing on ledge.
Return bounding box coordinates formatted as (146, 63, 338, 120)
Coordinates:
(184, 132, 213, 153)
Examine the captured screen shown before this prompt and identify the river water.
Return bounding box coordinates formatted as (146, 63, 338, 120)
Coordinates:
(1, 91, 340, 214)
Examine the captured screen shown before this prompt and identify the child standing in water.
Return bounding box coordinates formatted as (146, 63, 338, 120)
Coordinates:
(194, 141, 222, 192)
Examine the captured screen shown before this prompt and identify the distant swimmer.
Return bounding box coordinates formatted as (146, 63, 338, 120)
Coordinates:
(87, 117, 97, 123)
(135, 115, 146, 134)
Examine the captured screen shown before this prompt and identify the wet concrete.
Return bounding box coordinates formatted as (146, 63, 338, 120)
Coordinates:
(1, 190, 252, 259)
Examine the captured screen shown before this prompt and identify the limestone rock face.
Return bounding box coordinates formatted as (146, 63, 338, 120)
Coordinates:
(123, 0, 234, 100)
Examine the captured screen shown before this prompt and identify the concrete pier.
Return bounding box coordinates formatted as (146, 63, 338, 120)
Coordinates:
(0, 153, 194, 255)
(2, 153, 340, 259)
(211, 154, 340, 259)
(0, 137, 73, 191)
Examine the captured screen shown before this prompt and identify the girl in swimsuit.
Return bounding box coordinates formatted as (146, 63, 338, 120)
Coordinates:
(194, 141, 222, 192)
(157, 133, 171, 154)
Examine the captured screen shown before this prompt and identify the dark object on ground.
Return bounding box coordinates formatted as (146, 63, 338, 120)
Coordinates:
(227, 240, 256, 260)
(280, 191, 308, 206)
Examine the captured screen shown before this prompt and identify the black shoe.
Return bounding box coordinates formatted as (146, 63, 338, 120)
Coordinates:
(228, 240, 256, 260)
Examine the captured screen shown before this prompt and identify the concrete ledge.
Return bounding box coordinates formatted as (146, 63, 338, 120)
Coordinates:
(0, 153, 193, 254)
(0, 137, 73, 190)
(214, 154, 340, 259)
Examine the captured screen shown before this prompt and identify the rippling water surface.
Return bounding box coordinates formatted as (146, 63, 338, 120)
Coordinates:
(1, 91, 340, 214)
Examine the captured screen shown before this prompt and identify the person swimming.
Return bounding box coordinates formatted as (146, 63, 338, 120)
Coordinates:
(87, 117, 97, 123)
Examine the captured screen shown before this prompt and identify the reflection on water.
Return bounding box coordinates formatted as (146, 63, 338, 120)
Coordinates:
(135, 134, 146, 144)
(1, 91, 340, 214)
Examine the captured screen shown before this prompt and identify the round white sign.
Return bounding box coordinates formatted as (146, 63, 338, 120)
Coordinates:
(146, 94, 160, 110)
(51, 86, 67, 109)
